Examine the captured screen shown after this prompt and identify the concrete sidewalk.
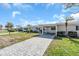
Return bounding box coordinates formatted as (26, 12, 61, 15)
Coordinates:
(0, 35, 54, 56)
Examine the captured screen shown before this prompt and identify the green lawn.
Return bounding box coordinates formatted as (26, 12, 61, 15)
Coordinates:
(0, 32, 39, 48)
(6, 32, 39, 42)
(44, 37, 79, 56)
(8, 32, 39, 42)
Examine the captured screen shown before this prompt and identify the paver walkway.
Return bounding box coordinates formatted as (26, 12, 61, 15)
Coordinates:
(0, 35, 54, 56)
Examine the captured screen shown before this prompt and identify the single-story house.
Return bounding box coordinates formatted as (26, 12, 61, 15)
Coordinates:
(32, 20, 79, 37)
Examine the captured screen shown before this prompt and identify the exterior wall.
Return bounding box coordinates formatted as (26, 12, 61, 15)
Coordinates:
(44, 29, 56, 34)
(57, 25, 76, 31)
(77, 31, 79, 37)
(54, 25, 79, 37)
(57, 25, 79, 37)
(33, 24, 79, 37)
(43, 26, 56, 34)
(57, 25, 66, 31)
(67, 25, 76, 31)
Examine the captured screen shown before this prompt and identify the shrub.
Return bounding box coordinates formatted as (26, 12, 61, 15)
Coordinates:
(8, 29, 16, 32)
(46, 32, 55, 35)
(68, 31, 77, 37)
(57, 31, 66, 37)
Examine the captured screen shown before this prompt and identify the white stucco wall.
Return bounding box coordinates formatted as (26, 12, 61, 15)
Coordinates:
(76, 31, 79, 37)
(57, 25, 79, 37)
(57, 25, 66, 31)
(43, 27, 56, 34)
(33, 24, 79, 37)
(44, 30, 56, 33)
(57, 25, 76, 31)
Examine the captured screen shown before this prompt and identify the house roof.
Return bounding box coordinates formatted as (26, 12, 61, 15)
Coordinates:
(37, 20, 77, 27)
(38, 24, 56, 27)
(33, 20, 79, 27)
(57, 20, 79, 26)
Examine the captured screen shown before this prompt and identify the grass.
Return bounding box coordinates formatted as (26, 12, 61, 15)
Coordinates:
(8, 32, 39, 42)
(0, 32, 39, 49)
(44, 36, 79, 56)
(0, 30, 8, 33)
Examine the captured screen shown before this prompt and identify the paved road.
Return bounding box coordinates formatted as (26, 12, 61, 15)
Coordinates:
(0, 35, 54, 56)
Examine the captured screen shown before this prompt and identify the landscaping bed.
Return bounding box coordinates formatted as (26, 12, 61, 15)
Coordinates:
(0, 32, 39, 48)
(44, 37, 79, 56)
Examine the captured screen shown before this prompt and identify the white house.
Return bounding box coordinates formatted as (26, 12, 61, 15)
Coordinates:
(32, 20, 79, 37)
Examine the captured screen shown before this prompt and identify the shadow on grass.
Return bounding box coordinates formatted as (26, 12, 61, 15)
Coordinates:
(69, 37, 79, 44)
(37, 34, 54, 39)
(32, 35, 39, 37)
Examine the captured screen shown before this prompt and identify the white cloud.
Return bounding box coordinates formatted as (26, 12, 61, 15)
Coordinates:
(12, 11, 21, 18)
(13, 3, 32, 9)
(18, 17, 56, 26)
(31, 17, 56, 25)
(70, 13, 79, 24)
(19, 19, 32, 26)
(46, 3, 54, 9)
(61, 5, 71, 13)
(34, 20, 56, 25)
(53, 14, 65, 22)
(71, 13, 79, 20)
(63, 13, 79, 24)
(2, 3, 11, 9)
(62, 8, 70, 13)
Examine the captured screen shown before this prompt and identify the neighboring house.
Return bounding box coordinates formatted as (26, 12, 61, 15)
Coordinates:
(32, 20, 79, 37)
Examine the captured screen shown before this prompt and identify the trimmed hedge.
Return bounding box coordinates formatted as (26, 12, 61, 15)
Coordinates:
(57, 31, 66, 37)
(57, 31, 77, 37)
(68, 31, 77, 37)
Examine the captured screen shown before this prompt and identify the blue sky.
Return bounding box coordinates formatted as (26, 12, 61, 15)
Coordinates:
(0, 3, 79, 27)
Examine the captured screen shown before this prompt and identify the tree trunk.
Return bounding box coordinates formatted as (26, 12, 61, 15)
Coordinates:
(65, 20, 68, 36)
(9, 31, 10, 35)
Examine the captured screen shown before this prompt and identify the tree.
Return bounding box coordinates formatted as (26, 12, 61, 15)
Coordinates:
(65, 16, 74, 36)
(64, 3, 79, 14)
(27, 24, 32, 33)
(5, 22, 13, 35)
(64, 3, 79, 9)
(64, 3, 76, 36)
(16, 25, 22, 32)
(0, 24, 3, 31)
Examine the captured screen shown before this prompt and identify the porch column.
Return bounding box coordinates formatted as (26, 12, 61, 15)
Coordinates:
(42, 26, 44, 35)
(55, 25, 57, 36)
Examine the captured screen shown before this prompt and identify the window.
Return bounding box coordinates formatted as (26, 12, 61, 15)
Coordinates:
(76, 26, 79, 30)
(51, 26, 56, 30)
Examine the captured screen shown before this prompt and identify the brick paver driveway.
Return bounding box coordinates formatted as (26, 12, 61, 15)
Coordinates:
(0, 35, 54, 56)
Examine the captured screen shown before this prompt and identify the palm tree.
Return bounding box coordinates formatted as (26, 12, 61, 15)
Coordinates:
(5, 22, 13, 35)
(65, 16, 74, 36)
(64, 3, 79, 10)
